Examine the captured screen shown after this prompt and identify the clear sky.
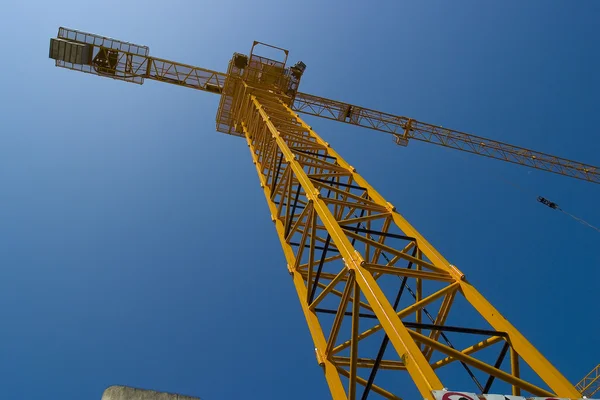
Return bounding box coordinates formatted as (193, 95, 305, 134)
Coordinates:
(1, 1, 599, 399)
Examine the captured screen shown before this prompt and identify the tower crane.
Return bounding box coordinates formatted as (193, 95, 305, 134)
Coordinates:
(49, 27, 598, 400)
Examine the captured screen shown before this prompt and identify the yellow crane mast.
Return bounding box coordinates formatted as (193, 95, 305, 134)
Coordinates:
(49, 27, 598, 400)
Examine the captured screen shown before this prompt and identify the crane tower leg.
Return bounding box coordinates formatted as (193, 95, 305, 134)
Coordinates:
(239, 87, 580, 399)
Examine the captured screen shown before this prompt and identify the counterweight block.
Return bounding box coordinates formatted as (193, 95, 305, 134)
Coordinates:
(49, 27, 149, 84)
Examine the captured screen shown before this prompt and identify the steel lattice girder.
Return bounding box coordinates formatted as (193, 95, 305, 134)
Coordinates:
(240, 86, 581, 400)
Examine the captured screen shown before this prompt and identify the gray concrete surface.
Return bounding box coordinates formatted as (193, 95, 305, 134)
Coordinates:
(102, 385, 200, 400)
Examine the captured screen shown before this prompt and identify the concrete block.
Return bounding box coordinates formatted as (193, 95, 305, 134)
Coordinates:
(102, 385, 200, 400)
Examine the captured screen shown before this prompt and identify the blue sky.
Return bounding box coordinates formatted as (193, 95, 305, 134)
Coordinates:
(1, 1, 599, 399)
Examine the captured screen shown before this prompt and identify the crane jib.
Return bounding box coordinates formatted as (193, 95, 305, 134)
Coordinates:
(48, 28, 598, 184)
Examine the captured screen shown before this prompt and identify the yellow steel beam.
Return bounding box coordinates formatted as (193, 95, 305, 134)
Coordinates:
(239, 85, 581, 397)
(325, 274, 354, 356)
(577, 364, 600, 397)
(285, 95, 582, 397)
(423, 291, 456, 361)
(243, 131, 348, 399)
(292, 92, 600, 184)
(52, 27, 226, 92)
(332, 356, 406, 371)
(416, 249, 423, 336)
(51, 27, 599, 184)
(431, 336, 504, 370)
(51, 27, 592, 399)
(349, 279, 361, 400)
(309, 268, 349, 310)
(511, 348, 522, 396)
(410, 330, 554, 397)
(361, 263, 454, 282)
(332, 283, 460, 355)
(335, 367, 403, 400)
(245, 92, 443, 397)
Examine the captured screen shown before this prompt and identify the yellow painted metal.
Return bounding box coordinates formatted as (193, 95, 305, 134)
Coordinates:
(332, 356, 406, 371)
(292, 92, 600, 184)
(51, 27, 226, 91)
(238, 73, 580, 396)
(423, 291, 455, 361)
(243, 89, 443, 397)
(50, 27, 593, 399)
(282, 100, 582, 396)
(458, 279, 580, 396)
(511, 348, 522, 396)
(361, 263, 454, 282)
(332, 283, 461, 355)
(431, 336, 504, 370)
(243, 130, 348, 399)
(50, 28, 599, 184)
(577, 364, 600, 397)
(416, 249, 423, 338)
(336, 366, 403, 400)
(410, 331, 555, 397)
(349, 280, 360, 400)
